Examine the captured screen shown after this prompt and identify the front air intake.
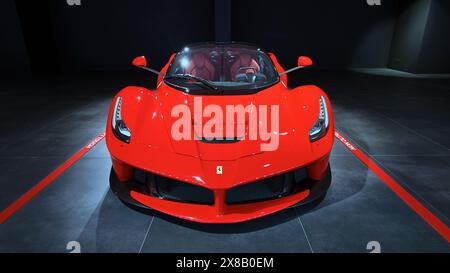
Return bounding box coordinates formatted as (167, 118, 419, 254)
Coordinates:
(133, 169, 214, 205)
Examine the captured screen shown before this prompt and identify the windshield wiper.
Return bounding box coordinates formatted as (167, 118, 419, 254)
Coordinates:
(165, 74, 218, 91)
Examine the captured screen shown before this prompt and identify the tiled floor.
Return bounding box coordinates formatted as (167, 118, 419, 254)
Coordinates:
(0, 71, 448, 252)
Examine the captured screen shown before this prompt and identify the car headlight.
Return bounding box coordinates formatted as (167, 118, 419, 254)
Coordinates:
(309, 96, 329, 142)
(112, 96, 131, 143)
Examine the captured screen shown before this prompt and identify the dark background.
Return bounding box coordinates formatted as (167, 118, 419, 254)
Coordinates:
(1, 0, 449, 75)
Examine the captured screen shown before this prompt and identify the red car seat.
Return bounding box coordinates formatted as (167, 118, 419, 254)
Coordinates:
(186, 53, 215, 81)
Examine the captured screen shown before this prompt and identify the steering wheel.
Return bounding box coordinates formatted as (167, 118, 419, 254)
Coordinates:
(236, 66, 258, 75)
(234, 66, 260, 83)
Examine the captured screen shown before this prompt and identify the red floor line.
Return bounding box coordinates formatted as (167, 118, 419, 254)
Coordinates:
(334, 130, 450, 243)
(0, 132, 106, 224)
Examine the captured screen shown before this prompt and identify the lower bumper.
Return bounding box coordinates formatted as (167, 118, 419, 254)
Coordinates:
(109, 166, 331, 223)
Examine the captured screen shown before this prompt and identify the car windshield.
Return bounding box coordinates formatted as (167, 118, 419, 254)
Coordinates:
(164, 43, 279, 94)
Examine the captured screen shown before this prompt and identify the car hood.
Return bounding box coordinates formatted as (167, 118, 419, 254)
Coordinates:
(131, 83, 316, 160)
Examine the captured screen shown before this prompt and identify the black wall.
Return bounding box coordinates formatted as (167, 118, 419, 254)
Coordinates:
(0, 0, 30, 74)
(15, 0, 61, 75)
(2, 0, 450, 75)
(231, 0, 399, 69)
(48, 0, 215, 73)
(389, 0, 450, 73)
(416, 0, 450, 73)
(389, 0, 431, 72)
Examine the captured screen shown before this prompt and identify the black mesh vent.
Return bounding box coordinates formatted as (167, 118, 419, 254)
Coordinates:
(133, 169, 214, 205)
(226, 168, 308, 204)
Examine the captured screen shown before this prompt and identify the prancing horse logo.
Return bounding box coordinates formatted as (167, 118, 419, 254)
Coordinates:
(216, 166, 223, 175)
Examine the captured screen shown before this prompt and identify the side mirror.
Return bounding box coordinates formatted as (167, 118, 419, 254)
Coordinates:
(131, 56, 164, 76)
(132, 56, 147, 67)
(279, 55, 313, 76)
(298, 56, 313, 67)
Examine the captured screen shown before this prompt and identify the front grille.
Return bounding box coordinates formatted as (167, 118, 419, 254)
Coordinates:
(133, 167, 309, 206)
(133, 169, 214, 205)
(226, 168, 309, 204)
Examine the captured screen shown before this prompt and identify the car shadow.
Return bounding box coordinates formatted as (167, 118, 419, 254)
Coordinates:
(123, 200, 299, 234)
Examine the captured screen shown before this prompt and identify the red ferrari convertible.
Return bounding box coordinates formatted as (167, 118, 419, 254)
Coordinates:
(107, 43, 334, 223)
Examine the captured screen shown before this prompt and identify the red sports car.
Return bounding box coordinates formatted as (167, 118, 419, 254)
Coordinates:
(106, 43, 334, 223)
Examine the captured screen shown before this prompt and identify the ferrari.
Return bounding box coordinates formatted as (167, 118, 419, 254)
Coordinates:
(106, 42, 334, 223)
